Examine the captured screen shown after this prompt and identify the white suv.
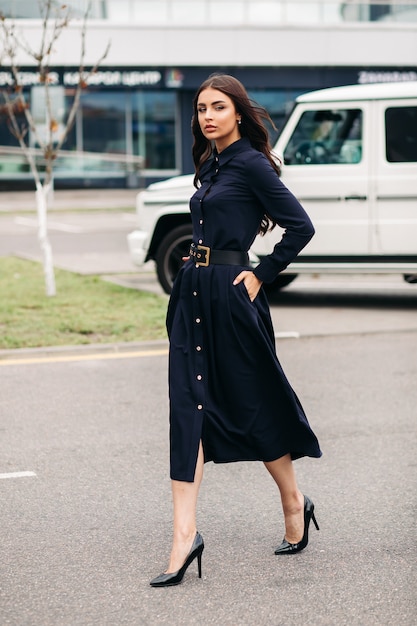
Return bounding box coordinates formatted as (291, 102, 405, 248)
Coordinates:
(128, 81, 417, 294)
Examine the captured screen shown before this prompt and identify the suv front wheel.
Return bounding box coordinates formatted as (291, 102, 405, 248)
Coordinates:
(155, 224, 193, 294)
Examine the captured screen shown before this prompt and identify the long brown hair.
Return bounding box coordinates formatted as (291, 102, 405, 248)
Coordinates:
(191, 73, 280, 234)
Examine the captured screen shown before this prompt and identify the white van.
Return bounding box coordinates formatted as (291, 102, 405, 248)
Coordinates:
(128, 81, 417, 294)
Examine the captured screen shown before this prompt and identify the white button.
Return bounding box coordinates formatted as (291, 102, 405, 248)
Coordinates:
(195, 263, 199, 268)
(196, 346, 202, 351)
(193, 291, 197, 296)
(197, 404, 203, 410)
(199, 219, 203, 225)
(195, 318, 201, 324)
(197, 375, 202, 381)
(198, 239, 203, 244)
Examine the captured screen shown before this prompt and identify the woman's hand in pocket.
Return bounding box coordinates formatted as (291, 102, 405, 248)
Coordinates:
(233, 271, 263, 302)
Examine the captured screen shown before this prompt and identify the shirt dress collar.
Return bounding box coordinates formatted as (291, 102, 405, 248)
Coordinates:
(214, 136, 251, 168)
(198, 137, 251, 182)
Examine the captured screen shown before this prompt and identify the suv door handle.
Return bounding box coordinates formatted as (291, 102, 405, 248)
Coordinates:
(345, 195, 367, 201)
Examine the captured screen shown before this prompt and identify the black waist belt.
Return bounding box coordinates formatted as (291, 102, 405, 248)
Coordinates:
(189, 243, 248, 267)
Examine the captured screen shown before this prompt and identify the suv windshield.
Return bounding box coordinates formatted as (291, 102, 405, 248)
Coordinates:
(283, 108, 362, 165)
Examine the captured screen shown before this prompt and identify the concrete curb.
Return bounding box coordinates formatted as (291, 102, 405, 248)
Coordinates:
(0, 339, 169, 361)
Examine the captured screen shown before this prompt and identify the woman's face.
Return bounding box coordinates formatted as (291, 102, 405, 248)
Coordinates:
(197, 87, 241, 152)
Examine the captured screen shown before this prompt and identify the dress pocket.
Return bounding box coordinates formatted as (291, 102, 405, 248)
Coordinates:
(236, 279, 257, 304)
(169, 305, 189, 354)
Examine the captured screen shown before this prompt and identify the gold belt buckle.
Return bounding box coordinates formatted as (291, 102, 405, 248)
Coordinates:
(197, 245, 210, 267)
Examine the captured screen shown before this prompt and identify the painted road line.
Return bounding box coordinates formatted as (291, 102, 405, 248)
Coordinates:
(14, 216, 84, 233)
(275, 331, 300, 339)
(0, 348, 169, 366)
(122, 213, 137, 222)
(0, 471, 37, 480)
(292, 280, 412, 291)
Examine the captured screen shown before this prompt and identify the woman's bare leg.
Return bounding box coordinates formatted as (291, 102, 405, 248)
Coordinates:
(264, 453, 305, 543)
(166, 441, 204, 573)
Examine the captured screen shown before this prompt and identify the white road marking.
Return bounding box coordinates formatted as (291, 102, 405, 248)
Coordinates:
(293, 280, 412, 291)
(275, 331, 300, 339)
(14, 216, 84, 233)
(122, 213, 137, 222)
(0, 471, 37, 480)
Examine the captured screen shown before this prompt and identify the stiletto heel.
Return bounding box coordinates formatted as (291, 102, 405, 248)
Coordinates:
(150, 532, 204, 587)
(274, 495, 319, 555)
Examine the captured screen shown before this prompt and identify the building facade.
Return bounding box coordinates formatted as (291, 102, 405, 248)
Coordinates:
(0, 0, 416, 188)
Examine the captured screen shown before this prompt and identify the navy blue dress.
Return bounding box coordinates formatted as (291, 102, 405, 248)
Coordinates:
(167, 137, 322, 482)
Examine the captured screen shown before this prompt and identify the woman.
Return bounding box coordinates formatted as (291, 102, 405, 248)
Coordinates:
(150, 74, 322, 588)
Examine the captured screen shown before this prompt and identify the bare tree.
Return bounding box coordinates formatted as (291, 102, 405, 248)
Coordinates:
(0, 1, 110, 296)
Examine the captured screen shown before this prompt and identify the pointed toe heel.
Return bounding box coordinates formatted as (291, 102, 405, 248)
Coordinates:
(275, 495, 319, 555)
(150, 532, 204, 588)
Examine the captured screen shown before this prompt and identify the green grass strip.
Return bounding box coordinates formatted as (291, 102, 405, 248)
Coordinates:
(0, 257, 168, 349)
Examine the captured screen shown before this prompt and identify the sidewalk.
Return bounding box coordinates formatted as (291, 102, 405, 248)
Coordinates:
(0, 188, 140, 212)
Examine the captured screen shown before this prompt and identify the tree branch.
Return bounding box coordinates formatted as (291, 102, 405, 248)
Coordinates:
(56, 4, 110, 151)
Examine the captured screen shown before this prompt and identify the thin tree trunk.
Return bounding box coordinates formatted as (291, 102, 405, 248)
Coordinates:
(35, 181, 56, 297)
(0, 1, 110, 297)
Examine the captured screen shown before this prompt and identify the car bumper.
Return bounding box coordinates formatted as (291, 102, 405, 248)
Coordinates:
(127, 230, 149, 267)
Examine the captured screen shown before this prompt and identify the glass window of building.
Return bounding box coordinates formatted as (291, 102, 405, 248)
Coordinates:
(132, 91, 177, 171)
(81, 91, 127, 155)
(2, 1, 417, 23)
(0, 95, 29, 175)
(0, 1, 104, 18)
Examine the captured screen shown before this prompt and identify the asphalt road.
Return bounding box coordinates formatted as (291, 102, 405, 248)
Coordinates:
(0, 209, 139, 275)
(1, 202, 417, 625)
(1, 331, 416, 626)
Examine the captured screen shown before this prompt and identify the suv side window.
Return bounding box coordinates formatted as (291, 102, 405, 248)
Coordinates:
(283, 108, 362, 165)
(385, 106, 417, 163)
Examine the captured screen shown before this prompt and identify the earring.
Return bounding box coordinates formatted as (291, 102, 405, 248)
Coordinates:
(238, 119, 241, 125)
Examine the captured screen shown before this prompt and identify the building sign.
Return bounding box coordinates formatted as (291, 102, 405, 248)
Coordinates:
(0, 69, 162, 88)
(0, 71, 60, 86)
(0, 67, 416, 90)
(358, 70, 417, 84)
(165, 69, 184, 88)
(64, 70, 162, 86)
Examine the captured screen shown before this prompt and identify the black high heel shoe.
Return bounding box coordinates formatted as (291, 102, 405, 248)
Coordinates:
(150, 532, 204, 587)
(274, 495, 319, 555)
